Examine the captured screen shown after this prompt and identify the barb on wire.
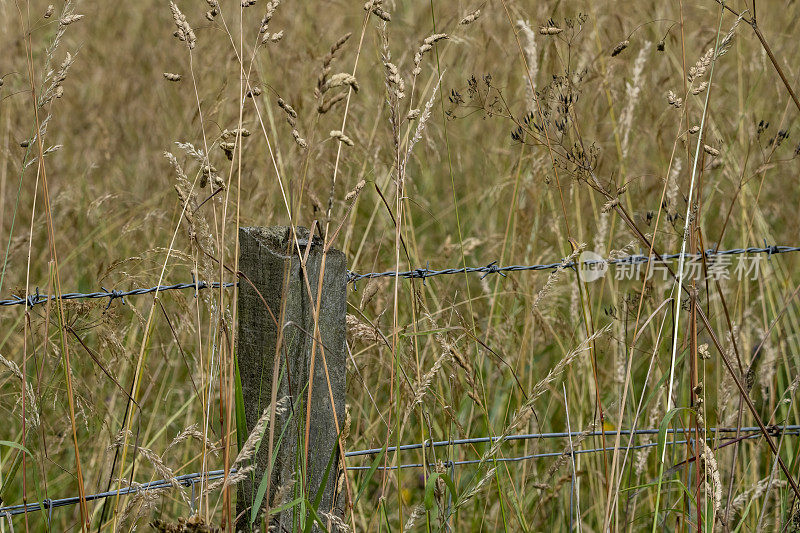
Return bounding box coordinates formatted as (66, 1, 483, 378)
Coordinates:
(2, 245, 799, 308)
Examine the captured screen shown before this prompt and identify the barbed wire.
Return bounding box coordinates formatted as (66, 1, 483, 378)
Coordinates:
(0, 469, 228, 518)
(343, 424, 800, 457)
(3, 426, 798, 519)
(2, 245, 799, 309)
(346, 245, 800, 286)
(0, 281, 237, 309)
(349, 431, 800, 471)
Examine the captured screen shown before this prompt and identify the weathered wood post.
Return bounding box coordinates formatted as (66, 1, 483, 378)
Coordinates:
(237, 226, 347, 532)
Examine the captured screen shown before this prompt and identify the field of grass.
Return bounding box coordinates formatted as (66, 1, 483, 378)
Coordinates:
(3, 0, 800, 531)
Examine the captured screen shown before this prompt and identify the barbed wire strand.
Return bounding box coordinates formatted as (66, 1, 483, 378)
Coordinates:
(0, 469, 228, 517)
(349, 431, 800, 471)
(2, 245, 798, 308)
(343, 424, 800, 457)
(347, 245, 800, 286)
(0, 281, 237, 309)
(3, 426, 798, 518)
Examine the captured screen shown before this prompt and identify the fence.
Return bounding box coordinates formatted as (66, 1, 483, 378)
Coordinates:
(2, 244, 797, 308)
(2, 227, 800, 529)
(5, 427, 799, 520)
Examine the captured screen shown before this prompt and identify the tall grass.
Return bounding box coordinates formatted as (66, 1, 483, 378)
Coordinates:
(2, 0, 800, 531)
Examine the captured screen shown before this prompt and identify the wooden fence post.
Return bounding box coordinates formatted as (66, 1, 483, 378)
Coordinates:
(237, 226, 347, 532)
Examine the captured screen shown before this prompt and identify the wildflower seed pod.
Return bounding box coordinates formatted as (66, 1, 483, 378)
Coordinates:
(703, 145, 720, 157)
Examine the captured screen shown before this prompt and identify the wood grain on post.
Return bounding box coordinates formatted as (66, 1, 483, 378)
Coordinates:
(237, 226, 346, 532)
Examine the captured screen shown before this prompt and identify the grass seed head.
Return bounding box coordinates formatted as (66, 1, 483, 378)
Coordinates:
(330, 130, 354, 146)
(345, 179, 366, 202)
(59, 13, 84, 26)
(539, 26, 563, 35)
(688, 48, 714, 82)
(222, 128, 250, 139)
(460, 9, 481, 25)
(364, 1, 391, 21)
(611, 39, 630, 56)
(169, 2, 196, 49)
(692, 81, 709, 95)
(291, 129, 307, 149)
(318, 92, 346, 114)
(323, 72, 359, 93)
(667, 90, 683, 109)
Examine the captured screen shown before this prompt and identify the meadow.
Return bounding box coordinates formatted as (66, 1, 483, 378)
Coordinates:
(2, 0, 800, 530)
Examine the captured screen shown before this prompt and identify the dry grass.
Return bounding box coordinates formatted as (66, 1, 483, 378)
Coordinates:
(2, 0, 800, 531)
